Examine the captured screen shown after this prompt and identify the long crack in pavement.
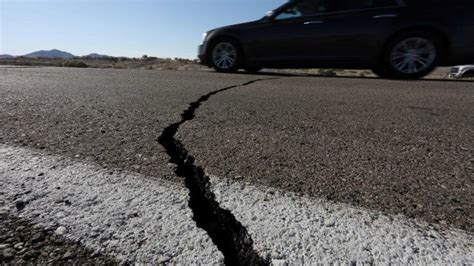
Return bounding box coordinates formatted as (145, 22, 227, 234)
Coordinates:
(158, 78, 276, 265)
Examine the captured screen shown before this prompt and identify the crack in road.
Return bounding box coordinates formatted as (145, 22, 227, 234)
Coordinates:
(158, 78, 276, 265)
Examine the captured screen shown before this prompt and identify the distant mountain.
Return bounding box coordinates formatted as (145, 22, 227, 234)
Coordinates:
(83, 53, 110, 59)
(2, 50, 115, 60)
(0, 54, 15, 59)
(24, 49, 75, 59)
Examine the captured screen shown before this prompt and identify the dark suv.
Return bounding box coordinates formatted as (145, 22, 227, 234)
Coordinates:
(198, 0, 474, 79)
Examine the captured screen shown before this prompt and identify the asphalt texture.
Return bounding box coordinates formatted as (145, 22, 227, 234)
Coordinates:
(0, 67, 265, 185)
(177, 75, 474, 232)
(0, 214, 117, 264)
(1, 67, 473, 233)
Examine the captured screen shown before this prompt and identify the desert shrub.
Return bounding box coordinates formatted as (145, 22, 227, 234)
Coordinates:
(112, 63, 127, 69)
(174, 57, 193, 64)
(63, 60, 88, 68)
(13, 61, 33, 66)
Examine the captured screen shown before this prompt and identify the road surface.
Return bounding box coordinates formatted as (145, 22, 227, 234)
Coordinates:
(0, 67, 472, 264)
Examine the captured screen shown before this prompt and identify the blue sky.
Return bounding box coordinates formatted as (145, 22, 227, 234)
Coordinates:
(0, 0, 287, 58)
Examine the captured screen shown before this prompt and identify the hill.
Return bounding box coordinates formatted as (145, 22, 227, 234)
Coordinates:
(24, 49, 75, 59)
(0, 54, 15, 59)
(83, 53, 110, 59)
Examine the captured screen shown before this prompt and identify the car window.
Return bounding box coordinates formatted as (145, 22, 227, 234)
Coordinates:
(274, 0, 337, 20)
(337, 0, 398, 11)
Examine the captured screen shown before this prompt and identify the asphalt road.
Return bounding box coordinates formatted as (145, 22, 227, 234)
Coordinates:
(1, 66, 473, 234)
(178, 73, 474, 232)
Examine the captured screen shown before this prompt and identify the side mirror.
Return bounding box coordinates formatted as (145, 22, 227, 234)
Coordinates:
(266, 10, 275, 18)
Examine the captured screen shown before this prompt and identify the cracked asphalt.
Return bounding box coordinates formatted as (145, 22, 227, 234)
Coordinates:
(0, 67, 265, 185)
(1, 66, 473, 235)
(157, 78, 274, 265)
(177, 75, 474, 232)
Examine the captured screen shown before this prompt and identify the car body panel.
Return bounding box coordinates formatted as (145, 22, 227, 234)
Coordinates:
(198, 0, 474, 69)
(246, 6, 402, 66)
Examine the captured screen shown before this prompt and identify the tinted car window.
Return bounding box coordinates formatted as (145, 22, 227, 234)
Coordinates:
(275, 0, 337, 20)
(338, 0, 398, 11)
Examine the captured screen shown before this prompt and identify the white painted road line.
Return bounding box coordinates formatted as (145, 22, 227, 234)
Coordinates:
(0, 145, 223, 264)
(1, 144, 473, 264)
(210, 176, 473, 264)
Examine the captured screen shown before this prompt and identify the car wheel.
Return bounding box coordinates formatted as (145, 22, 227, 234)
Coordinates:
(209, 38, 242, 73)
(244, 66, 262, 74)
(382, 32, 441, 79)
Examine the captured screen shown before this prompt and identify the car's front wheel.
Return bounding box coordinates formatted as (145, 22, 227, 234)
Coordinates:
(376, 32, 441, 79)
(209, 38, 242, 73)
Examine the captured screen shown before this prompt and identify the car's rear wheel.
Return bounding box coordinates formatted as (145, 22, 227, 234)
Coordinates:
(209, 38, 242, 73)
(378, 32, 441, 79)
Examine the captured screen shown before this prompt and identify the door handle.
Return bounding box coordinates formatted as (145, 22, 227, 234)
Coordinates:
(304, 21, 323, 25)
(373, 14, 398, 19)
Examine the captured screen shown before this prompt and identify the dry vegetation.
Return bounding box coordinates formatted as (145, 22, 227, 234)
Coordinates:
(0, 56, 455, 79)
(0, 56, 205, 71)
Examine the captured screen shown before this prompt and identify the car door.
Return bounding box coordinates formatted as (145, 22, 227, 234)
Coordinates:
(248, 0, 338, 65)
(314, 0, 403, 62)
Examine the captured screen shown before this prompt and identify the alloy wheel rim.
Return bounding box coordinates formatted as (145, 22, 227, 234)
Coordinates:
(212, 42, 237, 70)
(390, 37, 437, 74)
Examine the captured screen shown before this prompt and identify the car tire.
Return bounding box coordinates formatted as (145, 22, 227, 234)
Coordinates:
(208, 38, 242, 73)
(380, 32, 442, 79)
